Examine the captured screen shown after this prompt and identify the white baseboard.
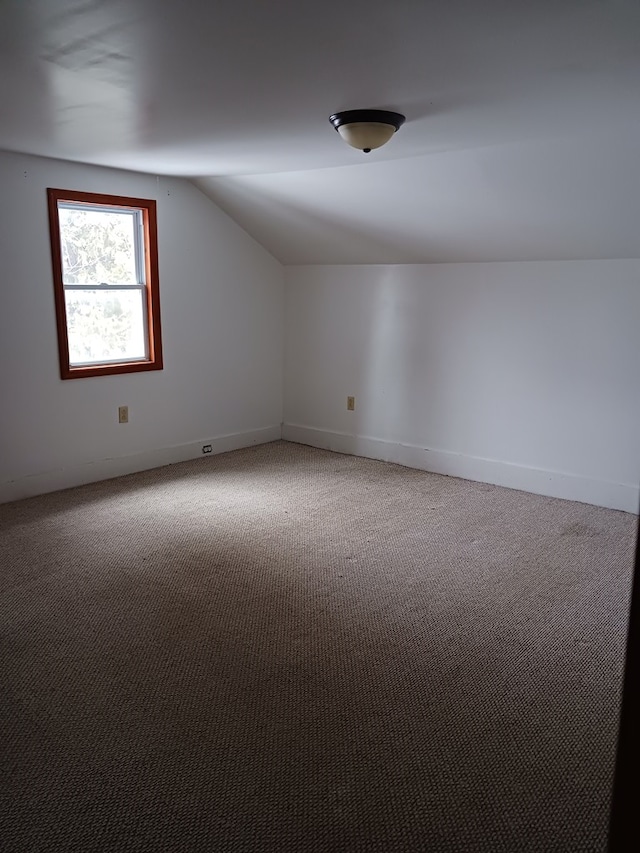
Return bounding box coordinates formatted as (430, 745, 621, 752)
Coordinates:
(282, 423, 639, 514)
(0, 425, 282, 504)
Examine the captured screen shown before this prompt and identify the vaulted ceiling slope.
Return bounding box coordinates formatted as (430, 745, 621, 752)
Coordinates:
(1, 0, 639, 263)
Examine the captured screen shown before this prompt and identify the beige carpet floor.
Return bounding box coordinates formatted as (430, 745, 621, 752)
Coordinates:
(1, 440, 636, 852)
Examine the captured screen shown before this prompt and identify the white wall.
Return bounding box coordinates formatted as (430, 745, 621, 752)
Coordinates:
(0, 150, 284, 501)
(283, 262, 640, 512)
(2, 150, 637, 513)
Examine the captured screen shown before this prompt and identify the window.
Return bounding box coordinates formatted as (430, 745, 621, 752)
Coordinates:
(47, 189, 163, 379)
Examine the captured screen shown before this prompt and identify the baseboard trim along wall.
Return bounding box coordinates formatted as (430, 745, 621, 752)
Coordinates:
(5, 421, 636, 513)
(282, 423, 639, 514)
(0, 426, 282, 504)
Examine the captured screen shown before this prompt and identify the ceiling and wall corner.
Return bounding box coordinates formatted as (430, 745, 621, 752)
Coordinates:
(0, 0, 638, 265)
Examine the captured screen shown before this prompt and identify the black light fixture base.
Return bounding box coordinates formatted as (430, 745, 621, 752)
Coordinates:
(329, 109, 406, 133)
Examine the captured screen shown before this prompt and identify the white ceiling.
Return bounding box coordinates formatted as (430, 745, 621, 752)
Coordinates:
(1, 0, 639, 263)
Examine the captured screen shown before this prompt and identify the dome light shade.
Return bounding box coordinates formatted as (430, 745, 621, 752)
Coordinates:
(329, 109, 405, 153)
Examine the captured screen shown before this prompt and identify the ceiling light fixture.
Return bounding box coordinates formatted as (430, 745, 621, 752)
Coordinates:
(329, 109, 406, 153)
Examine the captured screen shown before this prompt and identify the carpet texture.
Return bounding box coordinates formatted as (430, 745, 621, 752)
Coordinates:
(0, 440, 636, 852)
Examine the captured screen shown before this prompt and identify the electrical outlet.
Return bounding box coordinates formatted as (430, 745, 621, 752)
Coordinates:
(118, 405, 129, 424)
(202, 444, 212, 454)
(347, 396, 355, 411)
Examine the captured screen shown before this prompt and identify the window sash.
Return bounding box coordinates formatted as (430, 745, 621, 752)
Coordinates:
(64, 286, 151, 364)
(57, 203, 146, 288)
(63, 284, 146, 291)
(70, 354, 149, 368)
(57, 202, 150, 364)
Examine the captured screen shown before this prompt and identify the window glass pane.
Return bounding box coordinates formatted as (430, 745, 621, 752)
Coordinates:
(58, 207, 139, 285)
(65, 289, 147, 365)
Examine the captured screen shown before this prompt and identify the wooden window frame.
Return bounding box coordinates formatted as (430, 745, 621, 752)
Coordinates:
(47, 188, 163, 380)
